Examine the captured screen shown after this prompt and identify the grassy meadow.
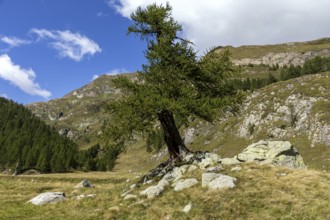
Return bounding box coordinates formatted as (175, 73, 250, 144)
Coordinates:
(1, 163, 329, 219)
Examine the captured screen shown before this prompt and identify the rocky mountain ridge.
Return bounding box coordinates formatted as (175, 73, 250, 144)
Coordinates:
(232, 48, 330, 67)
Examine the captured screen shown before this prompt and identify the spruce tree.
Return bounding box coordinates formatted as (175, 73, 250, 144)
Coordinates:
(102, 3, 240, 160)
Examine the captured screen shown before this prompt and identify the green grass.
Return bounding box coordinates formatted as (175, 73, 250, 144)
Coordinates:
(312, 100, 330, 122)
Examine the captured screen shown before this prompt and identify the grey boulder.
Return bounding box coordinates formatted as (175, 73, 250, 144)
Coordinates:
(27, 192, 66, 205)
(237, 140, 305, 169)
(208, 175, 237, 190)
(172, 178, 198, 191)
(202, 173, 220, 188)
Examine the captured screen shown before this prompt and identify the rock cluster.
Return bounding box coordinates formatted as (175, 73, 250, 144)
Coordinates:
(133, 140, 305, 200)
(135, 152, 235, 199)
(221, 140, 306, 169)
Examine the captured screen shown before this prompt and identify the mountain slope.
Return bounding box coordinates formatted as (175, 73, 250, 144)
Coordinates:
(27, 39, 330, 172)
(180, 72, 330, 171)
(27, 74, 136, 148)
(0, 97, 78, 173)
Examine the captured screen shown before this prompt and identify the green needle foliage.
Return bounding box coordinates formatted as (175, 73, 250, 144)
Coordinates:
(102, 3, 241, 159)
(0, 97, 78, 173)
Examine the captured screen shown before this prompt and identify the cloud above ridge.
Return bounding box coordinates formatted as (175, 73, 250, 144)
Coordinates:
(0, 54, 51, 98)
(108, 0, 330, 53)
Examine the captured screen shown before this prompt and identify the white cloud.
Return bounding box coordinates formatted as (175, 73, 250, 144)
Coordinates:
(92, 68, 129, 81)
(106, 68, 129, 75)
(92, 74, 99, 81)
(0, 93, 8, 99)
(109, 0, 330, 53)
(96, 12, 109, 17)
(1, 36, 31, 48)
(30, 28, 102, 61)
(0, 54, 51, 98)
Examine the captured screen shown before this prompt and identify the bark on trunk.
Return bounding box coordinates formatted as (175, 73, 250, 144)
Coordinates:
(157, 110, 190, 159)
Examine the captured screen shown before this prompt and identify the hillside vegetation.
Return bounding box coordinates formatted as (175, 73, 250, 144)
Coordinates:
(0, 98, 77, 173)
(0, 98, 119, 173)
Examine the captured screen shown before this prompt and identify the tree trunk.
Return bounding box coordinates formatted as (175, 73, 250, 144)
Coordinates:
(157, 110, 190, 159)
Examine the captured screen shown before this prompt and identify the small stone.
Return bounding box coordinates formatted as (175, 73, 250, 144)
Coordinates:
(74, 179, 94, 188)
(188, 165, 198, 172)
(121, 189, 133, 197)
(173, 178, 198, 191)
(220, 157, 241, 165)
(144, 180, 153, 185)
(75, 194, 96, 200)
(206, 166, 222, 173)
(128, 200, 148, 208)
(182, 202, 192, 213)
(198, 158, 214, 169)
(140, 185, 164, 198)
(123, 194, 137, 201)
(162, 167, 182, 182)
(130, 184, 136, 189)
(205, 153, 221, 162)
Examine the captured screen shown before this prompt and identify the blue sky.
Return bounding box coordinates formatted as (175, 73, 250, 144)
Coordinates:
(0, 0, 147, 104)
(1, 0, 330, 104)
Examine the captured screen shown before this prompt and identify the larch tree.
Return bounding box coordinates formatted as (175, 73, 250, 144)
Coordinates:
(102, 3, 241, 161)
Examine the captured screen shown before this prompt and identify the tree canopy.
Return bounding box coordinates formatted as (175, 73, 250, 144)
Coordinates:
(102, 3, 241, 159)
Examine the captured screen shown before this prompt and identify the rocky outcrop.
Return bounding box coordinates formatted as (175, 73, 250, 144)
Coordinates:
(27, 192, 66, 205)
(136, 151, 236, 199)
(221, 140, 306, 169)
(237, 73, 330, 147)
(233, 49, 330, 67)
(127, 140, 306, 203)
